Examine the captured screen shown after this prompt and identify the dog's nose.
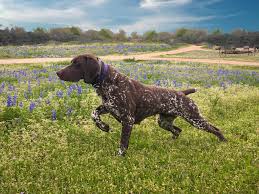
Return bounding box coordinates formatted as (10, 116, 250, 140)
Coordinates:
(56, 71, 62, 78)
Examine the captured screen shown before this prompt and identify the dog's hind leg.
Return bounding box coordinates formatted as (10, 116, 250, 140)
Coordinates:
(92, 105, 110, 132)
(183, 113, 227, 141)
(176, 95, 227, 141)
(158, 114, 182, 139)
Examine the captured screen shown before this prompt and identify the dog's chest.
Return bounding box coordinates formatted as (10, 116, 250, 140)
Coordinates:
(99, 85, 127, 118)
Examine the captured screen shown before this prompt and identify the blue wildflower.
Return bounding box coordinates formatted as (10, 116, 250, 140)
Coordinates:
(24, 92, 28, 100)
(66, 107, 72, 116)
(29, 102, 36, 112)
(52, 110, 57, 120)
(173, 80, 177, 87)
(28, 82, 32, 94)
(40, 91, 43, 98)
(71, 84, 76, 90)
(7, 95, 13, 107)
(56, 90, 63, 98)
(1, 82, 5, 89)
(12, 94, 17, 105)
(8, 84, 14, 91)
(67, 87, 72, 96)
(77, 85, 82, 95)
(220, 82, 227, 90)
(19, 102, 23, 108)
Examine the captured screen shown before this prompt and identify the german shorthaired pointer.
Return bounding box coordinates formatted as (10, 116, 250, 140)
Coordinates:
(57, 54, 227, 156)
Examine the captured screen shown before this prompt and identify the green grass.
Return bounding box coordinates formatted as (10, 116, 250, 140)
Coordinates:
(0, 61, 258, 193)
(160, 50, 259, 62)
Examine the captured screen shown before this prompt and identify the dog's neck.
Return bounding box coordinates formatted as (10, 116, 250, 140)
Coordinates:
(91, 59, 109, 88)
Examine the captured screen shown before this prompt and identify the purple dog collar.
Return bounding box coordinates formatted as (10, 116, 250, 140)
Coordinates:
(92, 60, 109, 87)
(99, 62, 109, 83)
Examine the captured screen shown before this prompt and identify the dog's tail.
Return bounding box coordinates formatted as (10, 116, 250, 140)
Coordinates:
(181, 88, 197, 95)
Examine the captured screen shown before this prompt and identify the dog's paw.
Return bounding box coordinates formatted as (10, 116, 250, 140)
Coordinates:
(117, 148, 126, 157)
(171, 129, 180, 139)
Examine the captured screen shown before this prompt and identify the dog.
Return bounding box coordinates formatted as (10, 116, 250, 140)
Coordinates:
(57, 54, 227, 156)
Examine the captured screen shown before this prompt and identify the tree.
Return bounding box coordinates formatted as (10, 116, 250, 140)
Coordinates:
(231, 28, 247, 36)
(176, 29, 208, 44)
(99, 29, 114, 41)
(211, 28, 222, 35)
(31, 27, 49, 43)
(114, 29, 127, 41)
(157, 32, 173, 42)
(49, 27, 77, 42)
(70, 27, 81, 36)
(130, 32, 140, 41)
(175, 28, 188, 38)
(10, 27, 29, 44)
(143, 30, 158, 42)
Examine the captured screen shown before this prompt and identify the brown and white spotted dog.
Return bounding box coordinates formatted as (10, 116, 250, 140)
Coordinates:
(57, 54, 227, 156)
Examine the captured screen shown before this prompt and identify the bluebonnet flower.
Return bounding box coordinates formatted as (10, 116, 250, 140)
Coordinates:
(66, 107, 73, 116)
(29, 102, 36, 112)
(1, 82, 5, 89)
(45, 99, 50, 105)
(77, 85, 82, 95)
(71, 84, 76, 90)
(220, 82, 227, 90)
(206, 84, 212, 88)
(28, 82, 32, 94)
(67, 87, 72, 96)
(19, 102, 23, 108)
(155, 80, 161, 86)
(56, 90, 63, 98)
(40, 91, 43, 98)
(24, 92, 28, 100)
(7, 95, 13, 107)
(52, 110, 57, 120)
(8, 84, 14, 91)
(173, 80, 177, 87)
(13, 94, 17, 105)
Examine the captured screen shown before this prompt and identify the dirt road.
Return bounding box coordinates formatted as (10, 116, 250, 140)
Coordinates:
(0, 45, 258, 66)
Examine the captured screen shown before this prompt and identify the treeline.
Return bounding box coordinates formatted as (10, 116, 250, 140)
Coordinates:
(0, 25, 258, 47)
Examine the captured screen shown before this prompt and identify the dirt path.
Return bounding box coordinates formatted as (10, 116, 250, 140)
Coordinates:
(0, 45, 258, 66)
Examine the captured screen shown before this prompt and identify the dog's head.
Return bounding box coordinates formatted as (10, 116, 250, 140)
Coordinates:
(56, 54, 101, 83)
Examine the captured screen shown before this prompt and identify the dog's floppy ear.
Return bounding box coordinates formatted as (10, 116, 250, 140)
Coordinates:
(81, 55, 100, 84)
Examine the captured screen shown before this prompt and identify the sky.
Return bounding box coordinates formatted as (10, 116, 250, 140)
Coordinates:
(0, 0, 258, 33)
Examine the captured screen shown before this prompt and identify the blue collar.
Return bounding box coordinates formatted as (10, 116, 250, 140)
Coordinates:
(92, 60, 109, 88)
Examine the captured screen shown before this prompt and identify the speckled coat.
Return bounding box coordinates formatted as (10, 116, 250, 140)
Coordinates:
(57, 54, 227, 156)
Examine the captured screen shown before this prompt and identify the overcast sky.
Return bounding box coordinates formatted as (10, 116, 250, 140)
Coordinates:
(0, 0, 258, 33)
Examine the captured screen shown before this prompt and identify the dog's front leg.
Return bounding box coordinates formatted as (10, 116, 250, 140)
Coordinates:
(118, 121, 134, 156)
(91, 105, 110, 132)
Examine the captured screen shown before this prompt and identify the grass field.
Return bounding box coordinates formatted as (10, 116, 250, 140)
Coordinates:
(160, 50, 259, 62)
(0, 42, 173, 59)
(0, 60, 258, 193)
